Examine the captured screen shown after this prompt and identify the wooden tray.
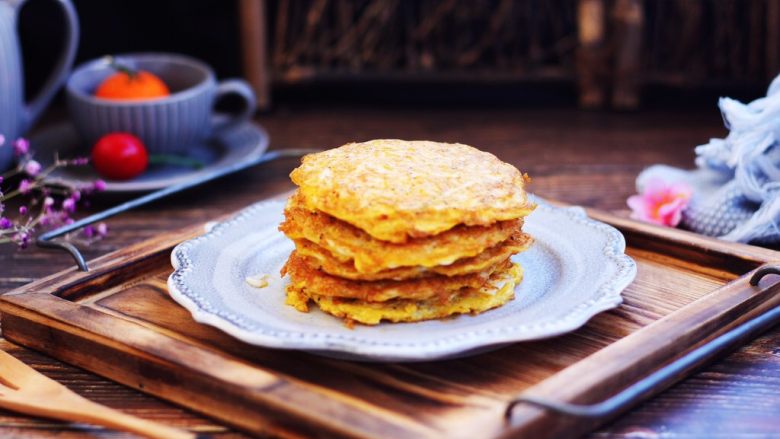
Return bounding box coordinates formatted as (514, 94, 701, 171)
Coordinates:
(2, 207, 780, 438)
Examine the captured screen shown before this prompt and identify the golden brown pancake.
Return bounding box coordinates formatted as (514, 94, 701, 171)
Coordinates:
(285, 262, 523, 325)
(290, 140, 535, 243)
(281, 251, 511, 302)
(280, 192, 522, 273)
(294, 229, 533, 281)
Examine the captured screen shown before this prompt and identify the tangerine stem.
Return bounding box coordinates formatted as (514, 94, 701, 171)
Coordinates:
(105, 56, 137, 79)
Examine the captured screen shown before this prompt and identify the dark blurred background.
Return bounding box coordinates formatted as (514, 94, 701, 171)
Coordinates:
(18, 0, 775, 110)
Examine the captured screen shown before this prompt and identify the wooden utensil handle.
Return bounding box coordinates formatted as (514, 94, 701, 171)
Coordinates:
(78, 403, 197, 439)
(0, 397, 196, 439)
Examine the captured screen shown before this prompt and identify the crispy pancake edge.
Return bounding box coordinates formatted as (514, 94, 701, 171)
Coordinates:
(286, 262, 523, 325)
(280, 195, 523, 273)
(294, 229, 533, 280)
(282, 251, 511, 302)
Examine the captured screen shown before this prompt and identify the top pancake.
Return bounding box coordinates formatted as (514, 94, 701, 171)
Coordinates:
(290, 139, 535, 243)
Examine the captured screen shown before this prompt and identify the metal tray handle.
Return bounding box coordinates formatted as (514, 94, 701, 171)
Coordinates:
(505, 264, 780, 420)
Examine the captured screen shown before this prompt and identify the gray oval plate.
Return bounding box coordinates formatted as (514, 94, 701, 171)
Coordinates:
(168, 199, 637, 362)
(31, 121, 269, 193)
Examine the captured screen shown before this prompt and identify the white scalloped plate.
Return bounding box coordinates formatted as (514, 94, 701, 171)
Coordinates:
(168, 199, 636, 362)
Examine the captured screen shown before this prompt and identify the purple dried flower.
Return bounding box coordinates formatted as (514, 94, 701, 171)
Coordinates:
(16, 231, 30, 249)
(0, 176, 4, 185)
(62, 197, 76, 213)
(83, 225, 94, 238)
(24, 159, 41, 177)
(13, 138, 29, 157)
(0, 139, 105, 250)
(18, 179, 32, 194)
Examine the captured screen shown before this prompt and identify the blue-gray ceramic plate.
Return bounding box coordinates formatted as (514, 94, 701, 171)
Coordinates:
(30, 121, 268, 193)
(168, 198, 637, 362)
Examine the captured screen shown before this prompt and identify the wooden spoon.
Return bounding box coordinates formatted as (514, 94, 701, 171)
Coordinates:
(0, 348, 197, 439)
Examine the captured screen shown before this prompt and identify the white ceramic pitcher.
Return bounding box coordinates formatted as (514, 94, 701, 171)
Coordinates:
(0, 0, 78, 170)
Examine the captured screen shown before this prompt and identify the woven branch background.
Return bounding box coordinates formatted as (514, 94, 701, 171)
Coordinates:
(267, 0, 778, 86)
(644, 0, 777, 85)
(270, 0, 579, 80)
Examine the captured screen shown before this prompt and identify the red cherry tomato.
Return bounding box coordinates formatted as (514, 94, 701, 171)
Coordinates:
(91, 133, 148, 180)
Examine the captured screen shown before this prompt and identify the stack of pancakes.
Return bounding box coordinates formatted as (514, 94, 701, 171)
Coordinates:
(279, 139, 535, 325)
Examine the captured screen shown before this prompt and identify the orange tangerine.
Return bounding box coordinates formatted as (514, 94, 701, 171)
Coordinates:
(95, 69, 170, 100)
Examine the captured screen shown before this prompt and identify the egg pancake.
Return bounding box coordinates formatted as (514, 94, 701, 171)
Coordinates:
(290, 140, 535, 243)
(282, 251, 511, 302)
(294, 229, 532, 281)
(280, 192, 522, 273)
(285, 262, 523, 325)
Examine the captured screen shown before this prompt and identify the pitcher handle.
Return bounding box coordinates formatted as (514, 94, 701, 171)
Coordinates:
(23, 0, 79, 129)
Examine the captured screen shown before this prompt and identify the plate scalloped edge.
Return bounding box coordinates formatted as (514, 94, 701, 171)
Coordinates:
(167, 198, 637, 361)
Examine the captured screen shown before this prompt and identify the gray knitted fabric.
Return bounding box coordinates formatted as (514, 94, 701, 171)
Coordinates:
(637, 74, 780, 244)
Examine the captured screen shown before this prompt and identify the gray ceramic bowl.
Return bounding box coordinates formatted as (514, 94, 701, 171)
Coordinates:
(66, 53, 256, 154)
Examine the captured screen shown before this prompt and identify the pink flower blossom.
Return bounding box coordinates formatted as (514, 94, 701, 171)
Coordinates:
(83, 222, 109, 239)
(62, 197, 76, 213)
(627, 178, 692, 227)
(93, 179, 107, 192)
(23, 160, 41, 176)
(18, 179, 32, 194)
(13, 138, 29, 157)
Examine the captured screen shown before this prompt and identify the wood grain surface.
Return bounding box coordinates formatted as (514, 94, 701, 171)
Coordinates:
(1, 106, 779, 437)
(3, 200, 777, 438)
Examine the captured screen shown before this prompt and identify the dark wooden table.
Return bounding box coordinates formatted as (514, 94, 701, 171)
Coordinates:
(1, 105, 779, 437)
